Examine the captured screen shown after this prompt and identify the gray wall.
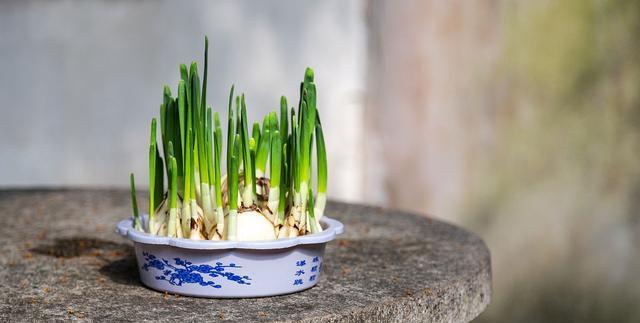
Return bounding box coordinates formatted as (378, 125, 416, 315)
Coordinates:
(0, 0, 366, 202)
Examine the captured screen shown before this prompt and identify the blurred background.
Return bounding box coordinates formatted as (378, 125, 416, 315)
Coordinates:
(1, 0, 639, 321)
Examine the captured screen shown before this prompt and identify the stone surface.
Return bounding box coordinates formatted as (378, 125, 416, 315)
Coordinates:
(0, 189, 491, 322)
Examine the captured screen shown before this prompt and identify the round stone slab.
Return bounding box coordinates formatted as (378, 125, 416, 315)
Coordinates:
(0, 189, 491, 322)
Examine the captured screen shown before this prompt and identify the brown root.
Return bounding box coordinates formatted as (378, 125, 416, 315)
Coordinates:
(189, 202, 206, 240)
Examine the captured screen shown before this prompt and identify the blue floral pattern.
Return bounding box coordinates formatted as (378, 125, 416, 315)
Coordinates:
(141, 252, 251, 288)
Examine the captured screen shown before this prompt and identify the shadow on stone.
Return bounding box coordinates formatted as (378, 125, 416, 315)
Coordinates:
(31, 236, 140, 286)
(31, 237, 127, 258)
(99, 257, 140, 286)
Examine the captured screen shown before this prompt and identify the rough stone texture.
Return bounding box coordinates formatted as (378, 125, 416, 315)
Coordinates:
(0, 189, 491, 322)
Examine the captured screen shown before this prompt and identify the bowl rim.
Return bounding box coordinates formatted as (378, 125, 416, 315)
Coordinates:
(116, 214, 344, 250)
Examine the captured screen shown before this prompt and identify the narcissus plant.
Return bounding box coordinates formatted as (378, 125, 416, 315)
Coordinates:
(129, 37, 328, 241)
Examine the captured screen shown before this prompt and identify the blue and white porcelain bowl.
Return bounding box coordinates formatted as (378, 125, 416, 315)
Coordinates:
(116, 215, 344, 298)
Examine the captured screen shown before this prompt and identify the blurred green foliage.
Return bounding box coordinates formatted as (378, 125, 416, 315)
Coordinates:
(470, 0, 640, 321)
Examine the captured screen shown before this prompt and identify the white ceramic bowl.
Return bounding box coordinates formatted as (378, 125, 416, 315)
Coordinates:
(116, 215, 344, 298)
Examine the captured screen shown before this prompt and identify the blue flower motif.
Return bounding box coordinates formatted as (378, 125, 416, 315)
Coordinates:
(141, 252, 251, 288)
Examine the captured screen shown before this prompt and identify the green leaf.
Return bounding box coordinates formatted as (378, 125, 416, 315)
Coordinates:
(270, 131, 282, 188)
(169, 156, 178, 209)
(206, 107, 214, 186)
(252, 122, 261, 146)
(280, 96, 289, 144)
(240, 94, 254, 205)
(130, 173, 140, 229)
(154, 149, 164, 209)
(255, 115, 271, 174)
(149, 118, 158, 221)
(315, 113, 327, 193)
(178, 80, 187, 158)
(213, 112, 223, 206)
(201, 36, 209, 126)
(226, 85, 235, 172)
(228, 134, 241, 211)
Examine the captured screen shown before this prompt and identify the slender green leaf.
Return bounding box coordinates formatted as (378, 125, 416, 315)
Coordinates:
(228, 134, 241, 211)
(178, 80, 187, 158)
(169, 156, 178, 209)
(154, 149, 164, 209)
(307, 186, 319, 233)
(270, 131, 281, 188)
(206, 107, 214, 185)
(180, 64, 189, 84)
(130, 173, 140, 229)
(252, 122, 261, 146)
(214, 112, 223, 206)
(240, 94, 254, 205)
(280, 96, 288, 144)
(315, 113, 327, 193)
(255, 115, 271, 175)
(201, 36, 209, 127)
(149, 118, 158, 224)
